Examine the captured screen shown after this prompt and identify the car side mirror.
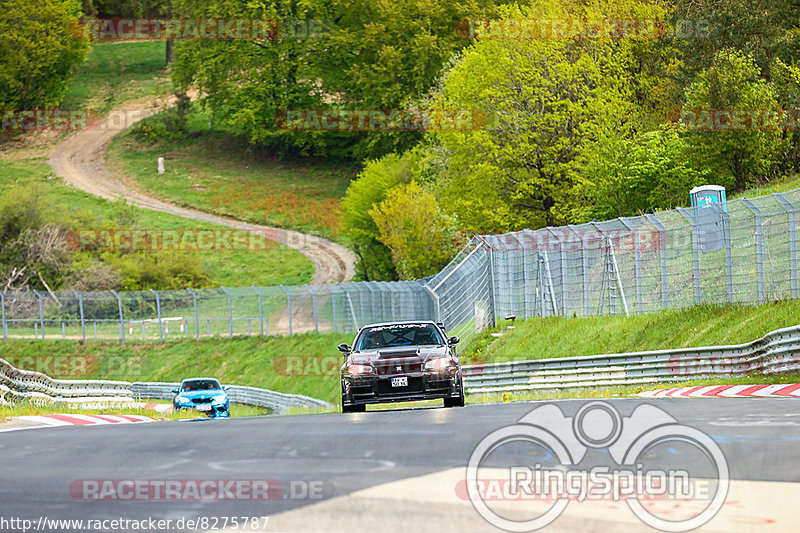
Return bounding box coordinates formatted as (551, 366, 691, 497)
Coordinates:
(171, 388, 179, 394)
(448, 336, 460, 345)
(223, 386, 229, 391)
(338, 343, 351, 355)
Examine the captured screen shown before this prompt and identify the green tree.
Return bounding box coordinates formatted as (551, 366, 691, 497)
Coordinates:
(582, 127, 710, 220)
(341, 151, 423, 280)
(369, 181, 456, 280)
(436, 1, 658, 232)
(682, 49, 785, 190)
(0, 0, 88, 109)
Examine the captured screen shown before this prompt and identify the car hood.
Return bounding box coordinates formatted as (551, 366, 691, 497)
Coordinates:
(176, 390, 227, 401)
(348, 345, 452, 364)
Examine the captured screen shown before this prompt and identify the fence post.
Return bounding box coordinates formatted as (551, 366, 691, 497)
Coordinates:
(545, 228, 567, 316)
(309, 286, 319, 333)
(423, 283, 441, 324)
(251, 286, 264, 336)
(281, 285, 292, 335)
(482, 237, 498, 327)
(1, 292, 6, 341)
(73, 290, 85, 341)
(186, 288, 199, 339)
(331, 286, 338, 332)
(566, 226, 588, 317)
(710, 203, 734, 303)
(741, 199, 765, 303)
(221, 287, 233, 338)
(33, 289, 45, 340)
(773, 193, 797, 298)
(645, 214, 669, 309)
(149, 289, 164, 341)
(677, 208, 702, 305)
(111, 290, 125, 344)
(619, 219, 642, 314)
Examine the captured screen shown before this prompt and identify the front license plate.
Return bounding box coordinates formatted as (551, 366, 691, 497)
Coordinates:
(195, 404, 212, 411)
(391, 377, 408, 387)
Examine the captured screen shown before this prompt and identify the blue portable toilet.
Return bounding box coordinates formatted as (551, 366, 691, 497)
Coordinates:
(690, 185, 727, 211)
(690, 185, 728, 253)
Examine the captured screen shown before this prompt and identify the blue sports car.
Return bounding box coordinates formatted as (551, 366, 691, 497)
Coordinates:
(172, 378, 230, 418)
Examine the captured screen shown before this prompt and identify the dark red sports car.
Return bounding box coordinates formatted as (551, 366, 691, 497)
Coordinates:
(338, 321, 465, 412)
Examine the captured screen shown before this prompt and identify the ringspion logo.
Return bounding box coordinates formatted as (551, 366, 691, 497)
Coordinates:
(462, 401, 728, 531)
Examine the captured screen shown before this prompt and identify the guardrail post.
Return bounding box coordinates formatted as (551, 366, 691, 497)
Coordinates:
(111, 290, 125, 344)
(73, 290, 86, 341)
(741, 199, 765, 303)
(186, 288, 199, 339)
(1, 292, 6, 341)
(677, 208, 702, 305)
(308, 286, 319, 333)
(149, 289, 163, 341)
(251, 286, 264, 336)
(280, 285, 292, 334)
(645, 214, 669, 309)
(33, 289, 45, 340)
(221, 287, 233, 338)
(773, 192, 797, 298)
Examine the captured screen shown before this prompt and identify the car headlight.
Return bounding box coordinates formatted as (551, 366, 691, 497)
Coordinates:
(212, 396, 227, 405)
(424, 357, 455, 373)
(175, 395, 190, 404)
(347, 364, 373, 375)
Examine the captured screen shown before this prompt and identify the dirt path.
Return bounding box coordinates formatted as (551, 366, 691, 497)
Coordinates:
(47, 95, 356, 285)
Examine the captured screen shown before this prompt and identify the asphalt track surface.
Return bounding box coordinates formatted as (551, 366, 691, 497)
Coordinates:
(1, 399, 798, 532)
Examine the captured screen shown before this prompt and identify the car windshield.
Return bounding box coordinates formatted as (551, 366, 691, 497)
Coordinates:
(181, 379, 221, 392)
(355, 323, 445, 350)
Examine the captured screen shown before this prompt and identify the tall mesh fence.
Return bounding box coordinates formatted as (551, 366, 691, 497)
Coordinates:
(1, 190, 798, 346)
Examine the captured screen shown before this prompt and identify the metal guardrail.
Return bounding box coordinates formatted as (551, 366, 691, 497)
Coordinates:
(0, 358, 330, 413)
(0, 357, 132, 406)
(462, 324, 800, 393)
(131, 382, 329, 414)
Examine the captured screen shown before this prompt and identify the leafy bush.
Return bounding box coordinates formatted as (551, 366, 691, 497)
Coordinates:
(369, 181, 457, 280)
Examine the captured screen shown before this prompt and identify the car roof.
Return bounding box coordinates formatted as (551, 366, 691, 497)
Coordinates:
(359, 320, 438, 330)
(181, 377, 221, 382)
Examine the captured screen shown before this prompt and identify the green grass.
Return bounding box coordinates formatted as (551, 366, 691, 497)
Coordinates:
(730, 174, 800, 199)
(107, 108, 357, 240)
(61, 41, 173, 114)
(460, 300, 800, 365)
(0, 159, 314, 288)
(0, 332, 347, 405)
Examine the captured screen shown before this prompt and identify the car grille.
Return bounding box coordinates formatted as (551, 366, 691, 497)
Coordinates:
(192, 397, 213, 403)
(373, 359, 422, 376)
